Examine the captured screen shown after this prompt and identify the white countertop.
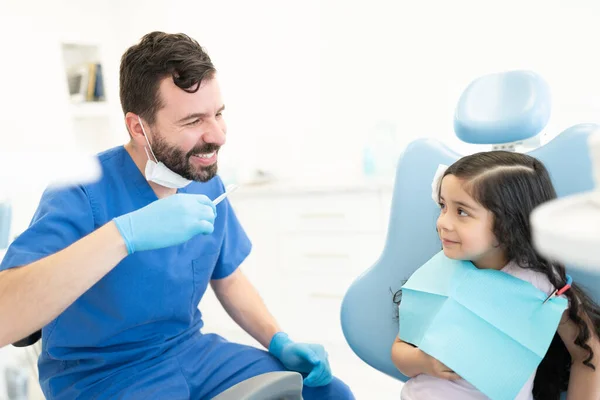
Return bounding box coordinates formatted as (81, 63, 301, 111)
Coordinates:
(228, 178, 394, 198)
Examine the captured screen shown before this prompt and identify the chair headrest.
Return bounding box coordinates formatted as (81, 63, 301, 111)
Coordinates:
(454, 70, 551, 145)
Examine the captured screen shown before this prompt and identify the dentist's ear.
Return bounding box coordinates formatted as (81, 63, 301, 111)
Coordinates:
(124, 112, 148, 147)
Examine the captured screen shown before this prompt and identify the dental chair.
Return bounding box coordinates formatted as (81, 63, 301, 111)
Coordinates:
(340, 70, 600, 398)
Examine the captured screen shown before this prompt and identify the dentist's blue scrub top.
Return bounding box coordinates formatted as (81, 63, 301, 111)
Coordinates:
(0, 146, 252, 398)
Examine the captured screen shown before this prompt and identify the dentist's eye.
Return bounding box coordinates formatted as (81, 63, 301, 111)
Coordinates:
(187, 119, 201, 126)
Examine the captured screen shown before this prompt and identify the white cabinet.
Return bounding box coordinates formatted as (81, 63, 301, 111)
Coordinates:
(201, 184, 391, 338)
(199, 182, 401, 399)
(274, 192, 384, 233)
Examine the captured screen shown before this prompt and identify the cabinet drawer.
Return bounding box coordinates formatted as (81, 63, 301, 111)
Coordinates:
(278, 233, 384, 275)
(284, 269, 358, 300)
(279, 292, 347, 345)
(276, 193, 383, 233)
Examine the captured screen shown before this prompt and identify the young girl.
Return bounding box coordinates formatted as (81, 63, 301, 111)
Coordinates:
(391, 151, 600, 400)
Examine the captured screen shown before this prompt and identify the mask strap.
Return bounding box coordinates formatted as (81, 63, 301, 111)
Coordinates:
(138, 116, 159, 163)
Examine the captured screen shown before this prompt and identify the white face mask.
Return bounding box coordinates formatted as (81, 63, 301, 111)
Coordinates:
(138, 116, 192, 189)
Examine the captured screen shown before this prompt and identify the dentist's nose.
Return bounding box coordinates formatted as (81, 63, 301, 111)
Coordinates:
(202, 118, 226, 147)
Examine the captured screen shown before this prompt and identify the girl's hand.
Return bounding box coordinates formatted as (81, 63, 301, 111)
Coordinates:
(420, 350, 462, 381)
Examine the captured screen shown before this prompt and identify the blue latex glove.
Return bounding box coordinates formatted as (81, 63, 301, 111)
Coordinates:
(114, 194, 216, 254)
(268, 332, 333, 387)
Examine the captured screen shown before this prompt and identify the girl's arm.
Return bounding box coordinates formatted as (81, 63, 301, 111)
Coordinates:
(391, 337, 460, 380)
(392, 337, 429, 377)
(558, 311, 600, 400)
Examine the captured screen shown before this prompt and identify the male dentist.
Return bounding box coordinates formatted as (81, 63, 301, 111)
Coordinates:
(0, 31, 354, 400)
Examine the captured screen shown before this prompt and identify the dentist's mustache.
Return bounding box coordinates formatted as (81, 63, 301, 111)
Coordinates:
(187, 143, 220, 158)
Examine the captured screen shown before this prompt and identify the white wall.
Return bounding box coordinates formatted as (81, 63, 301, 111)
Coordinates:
(0, 0, 122, 235)
(106, 0, 600, 183)
(3, 0, 600, 229)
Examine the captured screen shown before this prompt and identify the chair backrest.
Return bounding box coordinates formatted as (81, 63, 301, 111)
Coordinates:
(454, 70, 551, 145)
(0, 202, 11, 250)
(340, 70, 600, 383)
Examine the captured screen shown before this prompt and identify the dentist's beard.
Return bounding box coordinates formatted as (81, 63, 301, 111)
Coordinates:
(152, 133, 220, 183)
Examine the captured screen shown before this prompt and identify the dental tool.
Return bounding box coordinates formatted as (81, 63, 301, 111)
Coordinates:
(212, 184, 239, 205)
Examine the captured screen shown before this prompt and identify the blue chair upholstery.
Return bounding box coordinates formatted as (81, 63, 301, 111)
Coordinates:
(454, 70, 552, 145)
(0, 202, 11, 250)
(340, 70, 600, 395)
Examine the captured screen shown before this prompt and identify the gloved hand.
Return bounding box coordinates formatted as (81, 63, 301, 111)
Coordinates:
(114, 193, 216, 254)
(268, 332, 333, 387)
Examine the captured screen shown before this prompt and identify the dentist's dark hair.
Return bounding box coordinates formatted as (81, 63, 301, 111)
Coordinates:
(440, 151, 600, 399)
(119, 31, 216, 126)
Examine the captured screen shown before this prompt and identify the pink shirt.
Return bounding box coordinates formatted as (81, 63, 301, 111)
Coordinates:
(401, 261, 556, 400)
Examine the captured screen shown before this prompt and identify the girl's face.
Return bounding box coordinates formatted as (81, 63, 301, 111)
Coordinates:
(436, 174, 507, 270)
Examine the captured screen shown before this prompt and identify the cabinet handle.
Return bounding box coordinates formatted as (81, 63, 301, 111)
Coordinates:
(310, 292, 343, 300)
(303, 253, 350, 260)
(298, 213, 346, 220)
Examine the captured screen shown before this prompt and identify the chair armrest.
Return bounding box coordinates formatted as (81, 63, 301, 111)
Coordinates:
(211, 371, 303, 400)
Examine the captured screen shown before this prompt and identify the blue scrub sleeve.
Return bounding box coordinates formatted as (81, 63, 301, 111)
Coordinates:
(0, 185, 95, 272)
(210, 196, 252, 280)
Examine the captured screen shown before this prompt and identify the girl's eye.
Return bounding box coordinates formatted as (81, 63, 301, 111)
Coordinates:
(458, 208, 468, 217)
